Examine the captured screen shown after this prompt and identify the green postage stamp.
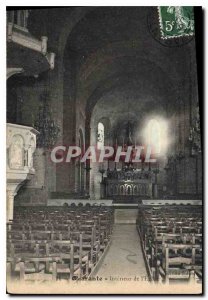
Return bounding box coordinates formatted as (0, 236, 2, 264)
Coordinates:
(158, 6, 195, 39)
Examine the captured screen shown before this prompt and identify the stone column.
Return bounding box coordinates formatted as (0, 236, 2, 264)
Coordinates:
(7, 189, 16, 222)
(153, 184, 158, 199)
(100, 182, 105, 199)
(74, 160, 79, 193)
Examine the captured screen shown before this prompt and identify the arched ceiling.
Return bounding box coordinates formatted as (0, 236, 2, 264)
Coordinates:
(68, 7, 148, 55)
(90, 84, 167, 142)
(64, 7, 191, 118)
(84, 60, 172, 119)
(28, 7, 194, 126)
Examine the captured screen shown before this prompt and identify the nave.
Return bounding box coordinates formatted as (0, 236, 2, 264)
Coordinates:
(6, 7, 203, 295)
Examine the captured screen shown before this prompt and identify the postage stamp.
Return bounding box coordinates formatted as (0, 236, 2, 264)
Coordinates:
(158, 6, 195, 39)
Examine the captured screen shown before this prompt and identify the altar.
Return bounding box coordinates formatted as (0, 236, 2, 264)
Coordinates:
(102, 167, 153, 202)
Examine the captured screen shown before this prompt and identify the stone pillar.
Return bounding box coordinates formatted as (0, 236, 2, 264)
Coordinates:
(81, 163, 85, 194)
(7, 190, 15, 222)
(74, 161, 79, 193)
(153, 184, 158, 199)
(100, 182, 105, 199)
(148, 183, 153, 198)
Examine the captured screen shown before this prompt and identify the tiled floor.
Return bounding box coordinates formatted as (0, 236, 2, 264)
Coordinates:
(95, 224, 147, 277)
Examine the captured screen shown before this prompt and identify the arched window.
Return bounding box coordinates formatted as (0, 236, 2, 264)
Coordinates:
(97, 122, 104, 149)
(148, 119, 161, 154)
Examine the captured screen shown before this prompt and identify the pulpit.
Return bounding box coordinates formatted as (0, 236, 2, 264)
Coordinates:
(6, 123, 39, 221)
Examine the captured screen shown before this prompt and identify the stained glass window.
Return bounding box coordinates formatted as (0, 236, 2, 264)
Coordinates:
(97, 122, 104, 149)
(148, 119, 161, 154)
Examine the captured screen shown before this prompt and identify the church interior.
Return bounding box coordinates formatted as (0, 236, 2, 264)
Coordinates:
(6, 7, 202, 292)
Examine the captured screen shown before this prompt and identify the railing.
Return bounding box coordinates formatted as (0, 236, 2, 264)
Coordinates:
(106, 181, 152, 198)
(7, 10, 30, 32)
(7, 9, 55, 73)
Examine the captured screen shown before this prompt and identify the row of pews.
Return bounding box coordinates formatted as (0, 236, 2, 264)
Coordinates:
(136, 203, 202, 284)
(7, 205, 114, 282)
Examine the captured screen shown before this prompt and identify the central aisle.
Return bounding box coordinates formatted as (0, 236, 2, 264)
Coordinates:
(95, 224, 148, 278)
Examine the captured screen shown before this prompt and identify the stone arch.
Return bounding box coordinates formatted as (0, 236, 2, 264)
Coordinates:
(120, 185, 125, 196)
(133, 185, 138, 195)
(113, 185, 118, 195)
(126, 184, 133, 196)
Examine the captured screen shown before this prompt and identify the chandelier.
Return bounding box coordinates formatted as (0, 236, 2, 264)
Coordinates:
(34, 91, 60, 148)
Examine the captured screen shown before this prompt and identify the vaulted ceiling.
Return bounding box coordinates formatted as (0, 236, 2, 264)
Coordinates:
(28, 7, 195, 125)
(65, 7, 192, 118)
